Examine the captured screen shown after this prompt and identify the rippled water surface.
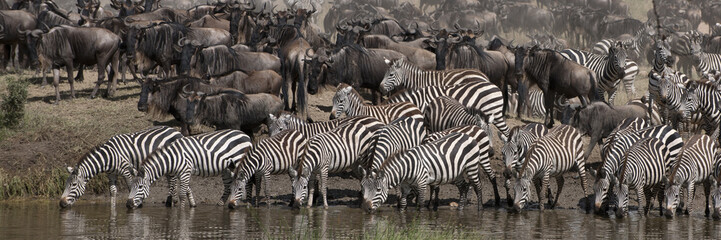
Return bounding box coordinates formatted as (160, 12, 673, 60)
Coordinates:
(1, 201, 721, 239)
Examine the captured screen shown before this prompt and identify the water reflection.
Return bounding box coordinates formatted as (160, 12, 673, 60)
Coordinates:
(1, 202, 720, 239)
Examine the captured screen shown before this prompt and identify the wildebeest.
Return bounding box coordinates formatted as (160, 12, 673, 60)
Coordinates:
(22, 26, 120, 104)
(265, 24, 314, 119)
(183, 88, 283, 138)
(124, 7, 189, 24)
(0, 10, 36, 70)
(515, 46, 600, 127)
(186, 14, 230, 30)
(189, 45, 280, 78)
(360, 34, 436, 70)
(208, 70, 282, 96)
(568, 101, 654, 160)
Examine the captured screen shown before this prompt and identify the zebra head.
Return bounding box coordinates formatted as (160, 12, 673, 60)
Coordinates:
(288, 166, 310, 208)
(379, 58, 406, 95)
(682, 81, 701, 121)
(610, 42, 627, 71)
(512, 174, 531, 212)
(60, 167, 87, 208)
(330, 85, 353, 120)
(653, 40, 673, 68)
(267, 113, 288, 136)
(126, 169, 150, 209)
(359, 167, 389, 212)
(592, 170, 613, 213)
(713, 186, 721, 219)
(614, 182, 630, 218)
(227, 169, 251, 209)
(663, 177, 682, 218)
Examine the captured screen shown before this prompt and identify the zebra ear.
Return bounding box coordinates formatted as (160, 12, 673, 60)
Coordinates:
(384, 57, 391, 65)
(268, 114, 276, 122)
(588, 169, 597, 178)
(288, 168, 297, 178)
(67, 167, 74, 174)
(358, 166, 366, 178)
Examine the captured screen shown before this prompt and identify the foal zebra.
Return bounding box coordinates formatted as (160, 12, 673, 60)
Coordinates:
(379, 58, 490, 94)
(502, 123, 549, 204)
(289, 120, 374, 208)
(663, 135, 718, 217)
(227, 129, 307, 208)
(360, 132, 483, 212)
(561, 44, 627, 103)
(268, 113, 384, 137)
(126, 129, 252, 209)
(425, 124, 499, 206)
(332, 83, 424, 124)
(615, 137, 670, 217)
(60, 126, 183, 208)
(513, 125, 590, 212)
(387, 81, 509, 140)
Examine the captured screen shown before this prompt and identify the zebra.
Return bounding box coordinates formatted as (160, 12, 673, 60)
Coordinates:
(267, 113, 384, 137)
(332, 83, 424, 124)
(683, 81, 721, 142)
(593, 117, 650, 213)
(424, 96, 493, 139)
(691, 39, 721, 76)
(615, 137, 670, 217)
(379, 58, 490, 94)
(126, 129, 252, 209)
(60, 126, 183, 208)
(367, 117, 427, 172)
(227, 129, 307, 208)
(425, 124, 499, 206)
(289, 120, 374, 208)
(595, 124, 683, 213)
(658, 73, 694, 129)
(670, 30, 702, 76)
(387, 81, 509, 141)
(501, 123, 548, 204)
(663, 135, 719, 217)
(561, 43, 627, 104)
(592, 39, 640, 97)
(713, 157, 721, 219)
(359, 132, 483, 212)
(648, 40, 689, 127)
(512, 125, 590, 212)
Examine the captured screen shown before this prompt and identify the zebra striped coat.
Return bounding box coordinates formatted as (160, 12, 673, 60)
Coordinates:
(713, 157, 721, 219)
(368, 117, 427, 172)
(60, 126, 183, 208)
(561, 46, 627, 103)
(289, 121, 374, 208)
(663, 135, 718, 217)
(513, 125, 590, 212)
(126, 129, 252, 208)
(227, 129, 307, 208)
(615, 137, 670, 217)
(593, 39, 640, 97)
(387, 81, 509, 140)
(268, 113, 384, 137)
(685, 81, 721, 141)
(332, 83, 424, 124)
(360, 132, 483, 211)
(424, 96, 492, 137)
(379, 58, 490, 94)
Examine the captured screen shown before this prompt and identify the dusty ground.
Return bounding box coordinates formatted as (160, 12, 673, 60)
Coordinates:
(0, 68, 711, 214)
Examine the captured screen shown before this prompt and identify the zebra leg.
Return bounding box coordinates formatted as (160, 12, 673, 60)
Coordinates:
(638, 186, 647, 215)
(489, 176, 500, 207)
(686, 183, 696, 215)
(254, 174, 263, 207)
(474, 176, 486, 211)
(416, 183, 427, 212)
(166, 175, 177, 207)
(456, 181, 469, 211)
(320, 169, 329, 209)
(551, 176, 564, 209)
(108, 173, 118, 198)
(608, 90, 618, 105)
(263, 172, 271, 207)
(178, 171, 195, 207)
(220, 170, 234, 206)
(540, 174, 551, 211)
(533, 178, 543, 211)
(307, 177, 316, 208)
(246, 175, 254, 204)
(704, 180, 713, 217)
(504, 173, 514, 206)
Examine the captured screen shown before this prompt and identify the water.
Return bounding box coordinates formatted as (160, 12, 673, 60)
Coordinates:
(1, 200, 720, 239)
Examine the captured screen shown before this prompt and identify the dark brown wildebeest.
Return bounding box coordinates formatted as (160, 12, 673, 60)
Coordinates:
(183, 88, 284, 138)
(124, 7, 188, 24)
(0, 10, 36, 71)
(22, 26, 120, 104)
(265, 24, 313, 119)
(186, 14, 230, 30)
(208, 70, 282, 96)
(189, 45, 280, 78)
(360, 34, 436, 70)
(514, 46, 600, 128)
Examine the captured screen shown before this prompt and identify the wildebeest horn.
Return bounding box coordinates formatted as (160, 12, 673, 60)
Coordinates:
(305, 48, 315, 58)
(17, 28, 30, 36)
(196, 91, 206, 97)
(182, 84, 192, 96)
(290, 1, 297, 11)
(454, 23, 461, 31)
(0, 24, 4, 34)
(271, 4, 278, 14)
(177, 37, 187, 46)
(448, 35, 462, 44)
(309, 3, 317, 14)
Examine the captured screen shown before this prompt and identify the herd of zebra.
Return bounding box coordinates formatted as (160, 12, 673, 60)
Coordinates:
(11, 0, 715, 221)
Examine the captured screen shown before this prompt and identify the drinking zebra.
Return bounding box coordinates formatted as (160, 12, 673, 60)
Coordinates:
(126, 129, 252, 209)
(360, 132, 484, 212)
(268, 113, 384, 137)
(512, 125, 590, 212)
(387, 81, 509, 141)
(227, 129, 307, 208)
(561, 43, 627, 103)
(379, 58, 490, 94)
(663, 135, 718, 217)
(289, 120, 375, 208)
(331, 83, 424, 124)
(615, 137, 670, 217)
(502, 123, 549, 204)
(60, 126, 183, 208)
(367, 117, 427, 172)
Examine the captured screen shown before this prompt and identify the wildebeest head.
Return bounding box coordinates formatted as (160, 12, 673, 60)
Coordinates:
(180, 84, 206, 126)
(304, 47, 332, 95)
(137, 77, 161, 112)
(176, 37, 202, 76)
(19, 28, 47, 68)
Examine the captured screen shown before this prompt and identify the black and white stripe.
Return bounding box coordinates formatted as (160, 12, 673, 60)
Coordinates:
(424, 96, 492, 141)
(592, 39, 640, 97)
(388, 81, 509, 140)
(360, 132, 483, 211)
(513, 125, 590, 212)
(332, 83, 424, 124)
(615, 137, 670, 217)
(684, 81, 721, 141)
(227, 129, 307, 208)
(60, 126, 183, 208)
(561, 46, 627, 103)
(691, 44, 721, 76)
(367, 117, 427, 172)
(663, 134, 718, 217)
(380, 58, 490, 94)
(289, 120, 375, 208)
(126, 129, 252, 208)
(268, 113, 384, 137)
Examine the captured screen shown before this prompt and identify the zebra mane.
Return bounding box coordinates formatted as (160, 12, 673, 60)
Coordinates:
(295, 142, 311, 176)
(395, 58, 422, 73)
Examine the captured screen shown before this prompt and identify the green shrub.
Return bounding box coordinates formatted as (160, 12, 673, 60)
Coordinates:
(1, 77, 28, 128)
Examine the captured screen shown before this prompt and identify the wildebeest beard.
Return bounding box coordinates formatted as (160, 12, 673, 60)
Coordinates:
(198, 46, 243, 78)
(136, 23, 187, 64)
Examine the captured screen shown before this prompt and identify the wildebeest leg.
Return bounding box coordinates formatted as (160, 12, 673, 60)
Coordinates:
(52, 68, 61, 104)
(517, 79, 528, 119)
(0, 44, 8, 71)
(543, 90, 556, 128)
(75, 65, 85, 82)
(66, 64, 76, 99)
(91, 62, 106, 99)
(297, 64, 307, 119)
(107, 52, 120, 97)
(583, 129, 601, 161)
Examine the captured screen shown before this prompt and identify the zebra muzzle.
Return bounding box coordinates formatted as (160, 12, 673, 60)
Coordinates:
(228, 199, 238, 209)
(362, 200, 374, 213)
(59, 197, 73, 208)
(126, 199, 137, 209)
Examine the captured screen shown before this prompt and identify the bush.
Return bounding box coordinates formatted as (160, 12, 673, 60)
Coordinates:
(1, 77, 28, 128)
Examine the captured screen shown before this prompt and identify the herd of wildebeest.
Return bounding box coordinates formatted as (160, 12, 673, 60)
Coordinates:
(4, 0, 721, 219)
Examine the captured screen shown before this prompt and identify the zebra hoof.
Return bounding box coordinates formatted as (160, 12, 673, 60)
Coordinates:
(165, 196, 173, 207)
